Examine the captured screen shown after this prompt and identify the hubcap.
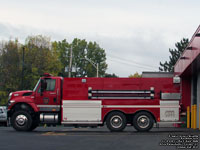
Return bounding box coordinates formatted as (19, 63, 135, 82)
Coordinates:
(137, 115, 150, 129)
(110, 115, 123, 128)
(16, 115, 28, 126)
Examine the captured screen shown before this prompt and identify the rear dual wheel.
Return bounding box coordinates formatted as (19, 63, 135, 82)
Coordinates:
(106, 111, 154, 132)
(133, 112, 154, 132)
(106, 112, 127, 132)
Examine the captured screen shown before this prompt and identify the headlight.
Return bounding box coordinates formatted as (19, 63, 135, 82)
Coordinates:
(8, 92, 12, 101)
(7, 100, 15, 107)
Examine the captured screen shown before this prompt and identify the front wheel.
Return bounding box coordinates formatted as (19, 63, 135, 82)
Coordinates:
(29, 122, 39, 131)
(11, 110, 33, 131)
(106, 112, 127, 132)
(133, 112, 154, 132)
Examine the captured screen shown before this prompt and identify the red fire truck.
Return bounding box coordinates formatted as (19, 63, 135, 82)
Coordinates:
(7, 73, 181, 132)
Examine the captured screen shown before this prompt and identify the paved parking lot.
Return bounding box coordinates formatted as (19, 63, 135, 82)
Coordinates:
(0, 126, 199, 150)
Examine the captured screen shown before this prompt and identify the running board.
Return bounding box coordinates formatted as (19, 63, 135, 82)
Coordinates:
(157, 121, 184, 124)
(61, 121, 102, 124)
(155, 121, 185, 128)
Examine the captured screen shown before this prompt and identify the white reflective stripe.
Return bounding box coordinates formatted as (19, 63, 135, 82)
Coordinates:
(37, 105, 60, 108)
(63, 100, 102, 103)
(62, 106, 103, 108)
(103, 105, 180, 108)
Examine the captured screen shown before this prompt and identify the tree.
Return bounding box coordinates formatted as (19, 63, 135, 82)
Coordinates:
(104, 73, 118, 78)
(159, 38, 189, 72)
(53, 38, 107, 77)
(129, 72, 142, 78)
(0, 39, 21, 92)
(23, 35, 62, 89)
(52, 39, 70, 77)
(0, 39, 21, 105)
(84, 41, 107, 77)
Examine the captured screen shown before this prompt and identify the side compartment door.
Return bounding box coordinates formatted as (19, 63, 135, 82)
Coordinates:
(160, 101, 179, 121)
(62, 100, 102, 123)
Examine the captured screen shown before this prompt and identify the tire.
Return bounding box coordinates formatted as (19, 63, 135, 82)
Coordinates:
(133, 111, 154, 132)
(29, 122, 38, 131)
(11, 110, 33, 131)
(29, 114, 39, 131)
(106, 111, 127, 132)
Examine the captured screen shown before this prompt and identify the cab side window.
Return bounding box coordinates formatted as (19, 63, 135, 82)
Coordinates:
(37, 79, 56, 93)
(46, 79, 56, 91)
(0, 109, 3, 113)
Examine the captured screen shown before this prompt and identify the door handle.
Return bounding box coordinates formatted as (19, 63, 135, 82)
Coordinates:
(50, 93, 56, 95)
(57, 88, 59, 103)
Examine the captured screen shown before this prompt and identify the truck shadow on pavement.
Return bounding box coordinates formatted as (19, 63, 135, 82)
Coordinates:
(4, 127, 200, 136)
(30, 128, 200, 136)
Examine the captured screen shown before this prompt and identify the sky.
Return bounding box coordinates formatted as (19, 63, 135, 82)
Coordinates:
(0, 0, 199, 77)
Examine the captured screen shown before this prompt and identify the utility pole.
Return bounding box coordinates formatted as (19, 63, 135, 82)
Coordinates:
(97, 63, 99, 78)
(21, 46, 25, 90)
(84, 57, 99, 77)
(68, 46, 73, 77)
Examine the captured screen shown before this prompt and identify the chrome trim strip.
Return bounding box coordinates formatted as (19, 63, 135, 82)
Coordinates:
(91, 97, 152, 99)
(91, 90, 151, 94)
(37, 105, 60, 108)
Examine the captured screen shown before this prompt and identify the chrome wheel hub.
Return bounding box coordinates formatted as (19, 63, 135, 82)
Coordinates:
(16, 115, 27, 126)
(110, 115, 123, 128)
(137, 115, 150, 129)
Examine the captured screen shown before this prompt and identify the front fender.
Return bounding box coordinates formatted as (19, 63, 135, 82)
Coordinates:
(9, 96, 39, 112)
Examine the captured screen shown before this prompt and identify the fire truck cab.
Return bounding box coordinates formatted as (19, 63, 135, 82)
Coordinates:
(7, 73, 181, 132)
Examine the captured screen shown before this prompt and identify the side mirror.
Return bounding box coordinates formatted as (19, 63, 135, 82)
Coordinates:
(41, 79, 47, 94)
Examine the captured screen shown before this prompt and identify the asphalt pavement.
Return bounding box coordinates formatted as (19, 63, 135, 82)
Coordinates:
(0, 126, 199, 150)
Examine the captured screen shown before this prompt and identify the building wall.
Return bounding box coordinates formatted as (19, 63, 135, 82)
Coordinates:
(196, 71, 200, 128)
(181, 77, 191, 112)
(142, 72, 174, 78)
(191, 71, 200, 128)
(174, 25, 200, 128)
(191, 73, 197, 106)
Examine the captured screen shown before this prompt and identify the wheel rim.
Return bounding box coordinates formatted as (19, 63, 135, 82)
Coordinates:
(137, 115, 150, 129)
(110, 115, 123, 128)
(15, 115, 28, 126)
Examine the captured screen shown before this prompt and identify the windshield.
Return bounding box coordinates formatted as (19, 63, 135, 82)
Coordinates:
(33, 79, 41, 92)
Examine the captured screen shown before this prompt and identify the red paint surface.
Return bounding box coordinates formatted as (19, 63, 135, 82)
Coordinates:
(181, 78, 191, 111)
(62, 77, 180, 122)
(62, 78, 180, 100)
(174, 25, 200, 76)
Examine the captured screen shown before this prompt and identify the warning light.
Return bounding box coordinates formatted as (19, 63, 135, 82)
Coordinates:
(43, 73, 52, 77)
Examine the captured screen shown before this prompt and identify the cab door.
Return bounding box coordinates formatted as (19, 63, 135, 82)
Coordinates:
(35, 78, 61, 112)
